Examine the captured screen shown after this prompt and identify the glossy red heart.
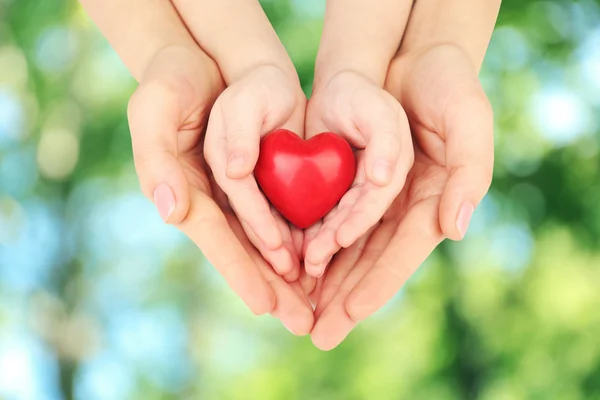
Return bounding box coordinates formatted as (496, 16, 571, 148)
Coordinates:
(255, 129, 356, 229)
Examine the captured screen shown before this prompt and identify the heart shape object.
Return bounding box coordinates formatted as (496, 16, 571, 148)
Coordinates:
(255, 129, 356, 229)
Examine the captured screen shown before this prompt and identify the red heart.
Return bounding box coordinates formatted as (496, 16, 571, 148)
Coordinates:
(255, 129, 356, 229)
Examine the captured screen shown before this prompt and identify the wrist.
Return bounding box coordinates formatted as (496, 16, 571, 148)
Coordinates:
(314, 49, 391, 90)
(228, 55, 300, 87)
(140, 44, 223, 96)
(398, 0, 501, 72)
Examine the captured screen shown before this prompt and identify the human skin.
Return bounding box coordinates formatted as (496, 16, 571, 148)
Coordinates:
(170, 0, 309, 281)
(302, 0, 416, 278)
(79, 0, 315, 335)
(309, 0, 502, 350)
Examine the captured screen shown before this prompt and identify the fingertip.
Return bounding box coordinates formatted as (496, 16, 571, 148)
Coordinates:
(311, 335, 339, 352)
(369, 158, 394, 186)
(226, 152, 254, 179)
(153, 183, 176, 222)
(336, 227, 357, 249)
(152, 182, 190, 224)
(455, 201, 475, 241)
(249, 286, 277, 316)
(310, 304, 356, 350)
(345, 295, 368, 323)
(305, 261, 327, 278)
(283, 267, 300, 283)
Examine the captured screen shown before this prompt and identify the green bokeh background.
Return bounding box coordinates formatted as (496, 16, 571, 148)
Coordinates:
(1, 0, 600, 399)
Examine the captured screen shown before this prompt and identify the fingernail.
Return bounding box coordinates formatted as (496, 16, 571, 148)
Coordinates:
(153, 183, 175, 222)
(372, 159, 392, 184)
(456, 202, 475, 239)
(227, 153, 246, 173)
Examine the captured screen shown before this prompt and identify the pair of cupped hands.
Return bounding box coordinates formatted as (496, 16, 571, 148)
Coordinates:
(127, 41, 493, 350)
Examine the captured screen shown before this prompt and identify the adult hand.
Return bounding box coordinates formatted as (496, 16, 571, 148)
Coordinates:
(310, 44, 494, 350)
(128, 45, 314, 335)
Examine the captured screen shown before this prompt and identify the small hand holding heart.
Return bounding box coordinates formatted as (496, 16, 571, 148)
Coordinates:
(237, 70, 414, 283)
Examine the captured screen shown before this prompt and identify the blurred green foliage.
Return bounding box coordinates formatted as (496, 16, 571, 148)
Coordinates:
(1, 0, 600, 399)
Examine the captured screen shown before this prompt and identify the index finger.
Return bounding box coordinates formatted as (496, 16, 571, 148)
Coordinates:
(177, 189, 276, 315)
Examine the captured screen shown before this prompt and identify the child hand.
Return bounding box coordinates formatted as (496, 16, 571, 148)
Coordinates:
(204, 64, 307, 280)
(303, 70, 414, 277)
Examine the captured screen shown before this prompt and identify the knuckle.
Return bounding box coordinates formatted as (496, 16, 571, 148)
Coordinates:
(227, 131, 252, 149)
(128, 77, 183, 121)
(189, 200, 223, 230)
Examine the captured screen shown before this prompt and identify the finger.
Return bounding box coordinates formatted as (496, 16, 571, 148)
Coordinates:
(128, 80, 190, 224)
(311, 235, 379, 351)
(291, 226, 304, 260)
(176, 189, 275, 316)
(240, 219, 296, 277)
(302, 220, 322, 258)
(439, 85, 494, 241)
(354, 90, 408, 186)
(299, 269, 318, 298)
(311, 296, 357, 351)
(314, 223, 382, 320)
(345, 197, 443, 322)
(206, 102, 283, 250)
(335, 150, 411, 248)
(303, 188, 360, 277)
(228, 211, 314, 336)
(308, 275, 325, 306)
(220, 86, 275, 179)
(311, 211, 412, 351)
(274, 208, 300, 281)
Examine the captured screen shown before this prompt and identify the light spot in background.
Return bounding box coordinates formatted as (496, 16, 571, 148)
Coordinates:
(291, 0, 325, 17)
(578, 29, 600, 99)
(37, 128, 80, 180)
(569, 1, 600, 41)
(541, 1, 571, 40)
(0, 199, 63, 292)
(209, 327, 259, 374)
(0, 46, 29, 88)
(0, 145, 39, 197)
(468, 194, 500, 235)
(509, 183, 546, 224)
(530, 88, 593, 146)
(502, 141, 544, 177)
(75, 352, 134, 400)
(487, 26, 531, 72)
(0, 333, 61, 400)
(110, 307, 192, 391)
(0, 89, 25, 145)
(44, 99, 82, 134)
(82, 193, 184, 269)
(72, 46, 133, 106)
(0, 195, 26, 244)
(35, 27, 78, 73)
(490, 223, 534, 273)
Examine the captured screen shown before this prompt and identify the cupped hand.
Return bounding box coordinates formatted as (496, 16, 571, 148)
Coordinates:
(310, 44, 494, 350)
(127, 45, 313, 335)
(303, 70, 414, 278)
(204, 64, 307, 281)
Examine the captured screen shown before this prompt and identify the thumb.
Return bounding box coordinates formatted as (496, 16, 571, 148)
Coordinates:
(439, 84, 494, 241)
(220, 91, 264, 180)
(225, 125, 261, 180)
(128, 80, 190, 224)
(356, 91, 406, 186)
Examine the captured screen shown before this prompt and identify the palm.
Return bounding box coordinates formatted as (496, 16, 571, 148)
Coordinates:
(310, 45, 493, 350)
(129, 46, 314, 335)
